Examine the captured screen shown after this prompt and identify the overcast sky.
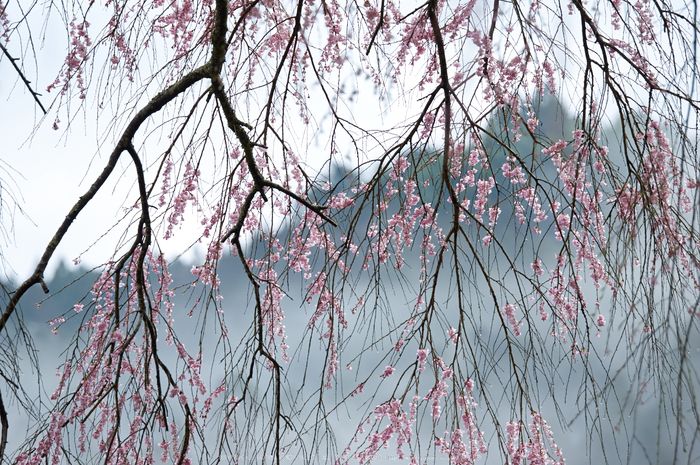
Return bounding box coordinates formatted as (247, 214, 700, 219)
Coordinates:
(1, 47, 207, 283)
(2, 46, 92, 281)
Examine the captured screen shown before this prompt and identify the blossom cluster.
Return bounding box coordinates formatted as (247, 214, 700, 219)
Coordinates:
(350, 359, 497, 465)
(505, 413, 565, 465)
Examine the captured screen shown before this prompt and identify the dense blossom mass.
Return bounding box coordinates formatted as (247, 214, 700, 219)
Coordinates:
(0, 0, 699, 463)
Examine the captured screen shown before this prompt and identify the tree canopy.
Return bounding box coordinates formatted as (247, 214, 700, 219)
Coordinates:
(1, 0, 699, 463)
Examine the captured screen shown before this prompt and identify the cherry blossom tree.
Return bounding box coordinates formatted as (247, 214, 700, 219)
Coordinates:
(1, 0, 699, 463)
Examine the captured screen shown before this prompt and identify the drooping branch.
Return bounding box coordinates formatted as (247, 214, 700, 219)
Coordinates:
(262, 0, 304, 143)
(210, 75, 268, 200)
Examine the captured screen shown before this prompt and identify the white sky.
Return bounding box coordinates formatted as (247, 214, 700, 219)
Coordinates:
(0, 50, 209, 283)
(1, 62, 94, 281)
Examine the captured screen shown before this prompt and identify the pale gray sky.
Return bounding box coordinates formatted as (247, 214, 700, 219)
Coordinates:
(0, 63, 205, 282)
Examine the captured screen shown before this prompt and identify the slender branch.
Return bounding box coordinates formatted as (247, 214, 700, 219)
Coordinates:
(426, 0, 459, 211)
(365, 0, 386, 54)
(0, 42, 46, 114)
(488, 0, 500, 42)
(219, 178, 338, 245)
(262, 0, 304, 144)
(220, 188, 258, 244)
(176, 408, 192, 465)
(262, 180, 338, 227)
